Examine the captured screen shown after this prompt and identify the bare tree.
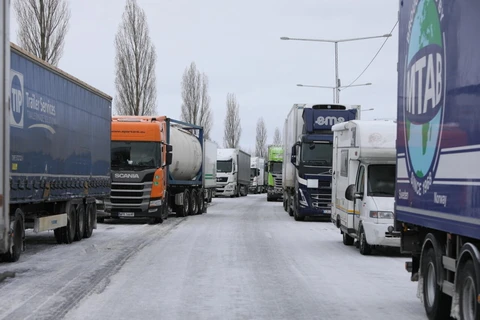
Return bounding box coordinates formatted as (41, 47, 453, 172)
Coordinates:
(273, 127, 282, 145)
(223, 93, 242, 148)
(180, 62, 213, 139)
(114, 0, 157, 116)
(255, 117, 268, 158)
(13, 0, 70, 66)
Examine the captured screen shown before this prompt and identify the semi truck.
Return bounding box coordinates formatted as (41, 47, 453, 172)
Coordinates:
(0, 0, 10, 257)
(331, 120, 399, 255)
(249, 157, 265, 194)
(3, 43, 112, 262)
(106, 116, 208, 221)
(266, 145, 283, 201)
(216, 148, 251, 197)
(204, 139, 217, 203)
(283, 103, 358, 221)
(392, 1, 480, 319)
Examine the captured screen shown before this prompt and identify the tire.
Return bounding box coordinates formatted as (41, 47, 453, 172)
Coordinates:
(74, 203, 86, 241)
(359, 226, 371, 255)
(458, 260, 480, 320)
(178, 189, 190, 217)
(83, 203, 95, 238)
(2, 217, 23, 262)
(196, 189, 204, 215)
(293, 196, 305, 221)
(343, 232, 354, 246)
(190, 189, 198, 215)
(235, 186, 240, 197)
(64, 202, 77, 244)
(421, 247, 452, 320)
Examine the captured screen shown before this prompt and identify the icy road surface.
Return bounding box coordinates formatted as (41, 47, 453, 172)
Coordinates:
(0, 195, 427, 320)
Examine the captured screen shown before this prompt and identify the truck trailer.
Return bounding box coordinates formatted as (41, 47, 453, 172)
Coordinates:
(283, 103, 358, 221)
(331, 120, 399, 255)
(392, 1, 480, 319)
(4, 43, 112, 262)
(106, 116, 208, 221)
(216, 148, 251, 197)
(266, 145, 283, 201)
(204, 139, 217, 203)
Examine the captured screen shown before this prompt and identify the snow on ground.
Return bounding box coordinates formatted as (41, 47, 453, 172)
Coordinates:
(56, 195, 427, 320)
(0, 213, 186, 320)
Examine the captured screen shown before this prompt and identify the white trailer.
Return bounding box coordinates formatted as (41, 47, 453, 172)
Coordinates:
(204, 139, 217, 203)
(331, 120, 399, 255)
(249, 157, 265, 194)
(0, 0, 9, 255)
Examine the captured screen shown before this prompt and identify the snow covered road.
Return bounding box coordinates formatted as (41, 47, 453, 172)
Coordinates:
(0, 195, 427, 320)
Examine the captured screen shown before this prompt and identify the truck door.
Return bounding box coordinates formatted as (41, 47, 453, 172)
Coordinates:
(354, 164, 367, 231)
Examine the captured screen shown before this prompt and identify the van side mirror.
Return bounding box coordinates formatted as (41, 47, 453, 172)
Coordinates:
(345, 184, 355, 201)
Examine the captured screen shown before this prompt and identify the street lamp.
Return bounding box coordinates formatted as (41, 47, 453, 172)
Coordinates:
(297, 82, 372, 103)
(282, 34, 391, 103)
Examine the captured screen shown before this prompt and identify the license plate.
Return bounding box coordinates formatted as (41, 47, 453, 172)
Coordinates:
(119, 212, 135, 217)
(323, 210, 331, 214)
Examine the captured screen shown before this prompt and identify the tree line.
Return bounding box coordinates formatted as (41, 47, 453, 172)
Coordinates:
(12, 0, 282, 156)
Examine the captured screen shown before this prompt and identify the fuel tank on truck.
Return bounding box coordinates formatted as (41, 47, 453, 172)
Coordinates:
(169, 125, 202, 180)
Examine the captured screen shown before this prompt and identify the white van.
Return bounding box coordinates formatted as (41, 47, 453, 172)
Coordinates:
(331, 120, 400, 255)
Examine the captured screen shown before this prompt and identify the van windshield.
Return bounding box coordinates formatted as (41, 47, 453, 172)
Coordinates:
(367, 164, 396, 197)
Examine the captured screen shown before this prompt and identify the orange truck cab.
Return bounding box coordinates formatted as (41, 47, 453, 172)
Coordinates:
(105, 116, 206, 223)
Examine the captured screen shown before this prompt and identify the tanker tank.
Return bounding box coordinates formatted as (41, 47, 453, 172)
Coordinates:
(169, 125, 202, 180)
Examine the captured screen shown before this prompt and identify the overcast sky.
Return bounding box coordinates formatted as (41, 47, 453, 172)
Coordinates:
(10, 0, 399, 152)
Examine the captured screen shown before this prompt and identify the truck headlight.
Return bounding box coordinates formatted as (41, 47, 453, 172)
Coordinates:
(149, 199, 163, 207)
(370, 211, 394, 219)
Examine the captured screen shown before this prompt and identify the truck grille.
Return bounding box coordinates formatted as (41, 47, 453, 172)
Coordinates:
(109, 182, 152, 209)
(310, 183, 331, 209)
(274, 176, 282, 187)
(217, 177, 228, 183)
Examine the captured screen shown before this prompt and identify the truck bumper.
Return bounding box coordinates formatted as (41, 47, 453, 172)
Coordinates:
(267, 187, 283, 199)
(216, 185, 236, 197)
(297, 207, 331, 217)
(362, 221, 400, 247)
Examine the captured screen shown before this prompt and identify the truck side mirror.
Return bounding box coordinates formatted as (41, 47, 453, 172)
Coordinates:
(290, 144, 297, 165)
(165, 144, 173, 166)
(345, 184, 355, 201)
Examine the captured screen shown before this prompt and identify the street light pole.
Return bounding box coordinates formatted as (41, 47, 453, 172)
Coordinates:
(281, 34, 391, 103)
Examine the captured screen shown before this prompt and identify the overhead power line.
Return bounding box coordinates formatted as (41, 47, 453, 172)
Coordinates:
(342, 20, 399, 90)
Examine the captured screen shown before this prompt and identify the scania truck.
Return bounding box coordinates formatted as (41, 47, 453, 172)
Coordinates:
(266, 145, 283, 201)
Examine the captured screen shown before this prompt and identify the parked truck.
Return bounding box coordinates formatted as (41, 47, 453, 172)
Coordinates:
(0, 0, 10, 257)
(3, 43, 112, 262)
(204, 139, 217, 203)
(392, 1, 480, 319)
(283, 103, 358, 221)
(266, 145, 283, 201)
(106, 116, 208, 221)
(331, 120, 399, 255)
(216, 148, 251, 197)
(249, 157, 265, 194)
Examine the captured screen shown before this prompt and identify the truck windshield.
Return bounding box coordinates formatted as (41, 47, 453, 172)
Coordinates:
(217, 160, 232, 172)
(111, 141, 161, 169)
(250, 168, 260, 177)
(367, 164, 396, 197)
(270, 162, 282, 173)
(301, 142, 333, 166)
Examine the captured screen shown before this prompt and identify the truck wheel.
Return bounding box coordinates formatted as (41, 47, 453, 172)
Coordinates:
(343, 232, 354, 246)
(422, 247, 452, 319)
(63, 202, 77, 244)
(2, 217, 23, 262)
(235, 186, 240, 197)
(190, 189, 198, 215)
(178, 189, 190, 217)
(458, 260, 479, 320)
(54, 227, 65, 244)
(83, 203, 95, 238)
(196, 190, 204, 215)
(74, 203, 86, 241)
(358, 226, 371, 255)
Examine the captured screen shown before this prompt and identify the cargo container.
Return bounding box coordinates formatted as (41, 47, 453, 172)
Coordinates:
(4, 43, 112, 262)
(204, 139, 217, 202)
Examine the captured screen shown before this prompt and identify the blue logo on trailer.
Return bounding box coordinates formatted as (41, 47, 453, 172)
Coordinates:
(10, 70, 24, 128)
(403, 0, 445, 196)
